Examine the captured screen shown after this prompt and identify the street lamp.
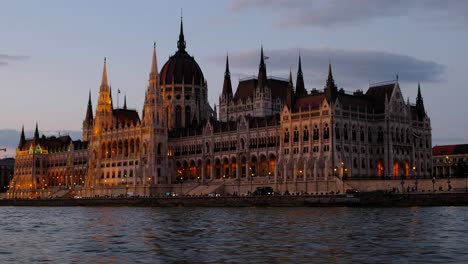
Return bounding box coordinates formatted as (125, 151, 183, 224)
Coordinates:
(180, 176, 183, 196)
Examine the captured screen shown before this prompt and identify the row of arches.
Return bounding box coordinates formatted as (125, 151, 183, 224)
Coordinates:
(175, 154, 277, 180)
(101, 138, 141, 159)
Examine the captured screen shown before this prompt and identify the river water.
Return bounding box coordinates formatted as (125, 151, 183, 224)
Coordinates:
(0, 207, 467, 263)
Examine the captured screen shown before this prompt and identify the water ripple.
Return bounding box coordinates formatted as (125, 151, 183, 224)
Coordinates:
(1, 207, 468, 263)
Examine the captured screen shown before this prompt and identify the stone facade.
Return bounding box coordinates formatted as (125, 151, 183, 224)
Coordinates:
(8, 19, 432, 198)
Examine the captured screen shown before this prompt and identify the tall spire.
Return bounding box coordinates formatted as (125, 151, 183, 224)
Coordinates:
(109, 86, 114, 110)
(326, 63, 336, 89)
(222, 54, 233, 99)
(151, 42, 158, 76)
(177, 16, 186, 51)
(19, 125, 25, 147)
(416, 82, 426, 121)
(325, 63, 338, 103)
(34, 122, 39, 141)
(286, 68, 295, 110)
(85, 90, 94, 123)
(295, 55, 307, 97)
(123, 94, 127, 109)
(257, 45, 267, 89)
(101, 57, 108, 88)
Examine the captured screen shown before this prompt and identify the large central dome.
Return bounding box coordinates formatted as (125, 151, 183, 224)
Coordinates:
(159, 19, 205, 86)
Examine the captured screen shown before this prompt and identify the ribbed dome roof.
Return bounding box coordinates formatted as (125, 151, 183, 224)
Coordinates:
(160, 50, 204, 85)
(159, 19, 205, 86)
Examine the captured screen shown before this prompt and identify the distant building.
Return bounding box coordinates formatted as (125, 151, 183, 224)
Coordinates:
(0, 158, 14, 192)
(8, 18, 433, 198)
(432, 144, 468, 178)
(8, 125, 88, 198)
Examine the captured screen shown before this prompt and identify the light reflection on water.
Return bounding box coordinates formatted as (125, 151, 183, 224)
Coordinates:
(0, 207, 467, 263)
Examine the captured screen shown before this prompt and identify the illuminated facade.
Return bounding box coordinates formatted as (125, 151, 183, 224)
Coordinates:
(9, 19, 432, 198)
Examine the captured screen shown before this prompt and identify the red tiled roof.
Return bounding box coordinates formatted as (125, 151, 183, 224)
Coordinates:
(432, 145, 456, 156)
(433, 144, 468, 156)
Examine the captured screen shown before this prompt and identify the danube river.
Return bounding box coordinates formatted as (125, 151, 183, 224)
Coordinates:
(0, 207, 467, 263)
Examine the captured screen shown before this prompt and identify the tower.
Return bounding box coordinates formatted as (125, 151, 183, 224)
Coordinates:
(295, 56, 307, 97)
(219, 55, 233, 122)
(93, 58, 113, 134)
(324, 63, 337, 103)
(416, 82, 426, 121)
(253, 46, 272, 116)
(82, 91, 94, 141)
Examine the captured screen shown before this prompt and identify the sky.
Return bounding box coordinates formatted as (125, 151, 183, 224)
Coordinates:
(1, 0, 468, 157)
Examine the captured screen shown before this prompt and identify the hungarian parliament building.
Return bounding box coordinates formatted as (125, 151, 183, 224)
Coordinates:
(8, 20, 432, 198)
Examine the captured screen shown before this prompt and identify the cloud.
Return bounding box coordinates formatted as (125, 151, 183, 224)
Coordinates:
(229, 0, 468, 28)
(210, 47, 445, 89)
(0, 54, 30, 66)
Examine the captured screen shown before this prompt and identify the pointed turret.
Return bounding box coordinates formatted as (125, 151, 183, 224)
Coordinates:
(324, 63, 338, 102)
(109, 86, 114, 110)
(416, 82, 426, 121)
(150, 42, 158, 81)
(177, 16, 186, 51)
(295, 56, 307, 97)
(34, 122, 39, 141)
(85, 91, 93, 123)
(123, 95, 127, 110)
(19, 125, 25, 148)
(101, 57, 109, 88)
(221, 55, 233, 100)
(286, 69, 295, 110)
(257, 46, 267, 90)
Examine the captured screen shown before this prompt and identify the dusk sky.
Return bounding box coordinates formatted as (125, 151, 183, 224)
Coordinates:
(1, 0, 467, 156)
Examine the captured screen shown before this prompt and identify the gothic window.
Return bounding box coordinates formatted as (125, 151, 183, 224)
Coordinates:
(352, 126, 356, 141)
(368, 128, 372, 143)
(360, 127, 364, 142)
(284, 129, 290, 143)
(293, 127, 299, 143)
(362, 159, 366, 169)
(175, 105, 182, 128)
(344, 125, 348, 141)
(185, 106, 191, 127)
(323, 124, 330, 140)
(336, 125, 340, 140)
(377, 128, 384, 143)
(313, 125, 319, 140)
(303, 126, 309, 141)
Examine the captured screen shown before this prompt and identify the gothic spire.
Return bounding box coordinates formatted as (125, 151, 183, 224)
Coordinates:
(286, 68, 295, 110)
(109, 86, 114, 110)
(416, 82, 426, 121)
(257, 45, 267, 89)
(326, 63, 336, 89)
(295, 55, 307, 97)
(101, 57, 108, 88)
(177, 16, 186, 51)
(221, 54, 233, 99)
(85, 90, 94, 123)
(150, 42, 158, 78)
(19, 125, 25, 147)
(325, 63, 338, 103)
(123, 94, 127, 109)
(34, 122, 39, 141)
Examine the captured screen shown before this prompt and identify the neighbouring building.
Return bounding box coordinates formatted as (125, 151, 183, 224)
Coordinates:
(8, 18, 432, 198)
(432, 144, 468, 178)
(0, 157, 14, 192)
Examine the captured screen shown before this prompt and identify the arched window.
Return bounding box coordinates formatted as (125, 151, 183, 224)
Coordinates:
(360, 127, 365, 142)
(323, 124, 330, 140)
(284, 129, 290, 143)
(185, 106, 191, 127)
(303, 126, 309, 141)
(368, 128, 372, 143)
(293, 127, 299, 142)
(352, 126, 356, 141)
(335, 124, 340, 139)
(175, 105, 182, 128)
(344, 124, 348, 140)
(313, 125, 319, 140)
